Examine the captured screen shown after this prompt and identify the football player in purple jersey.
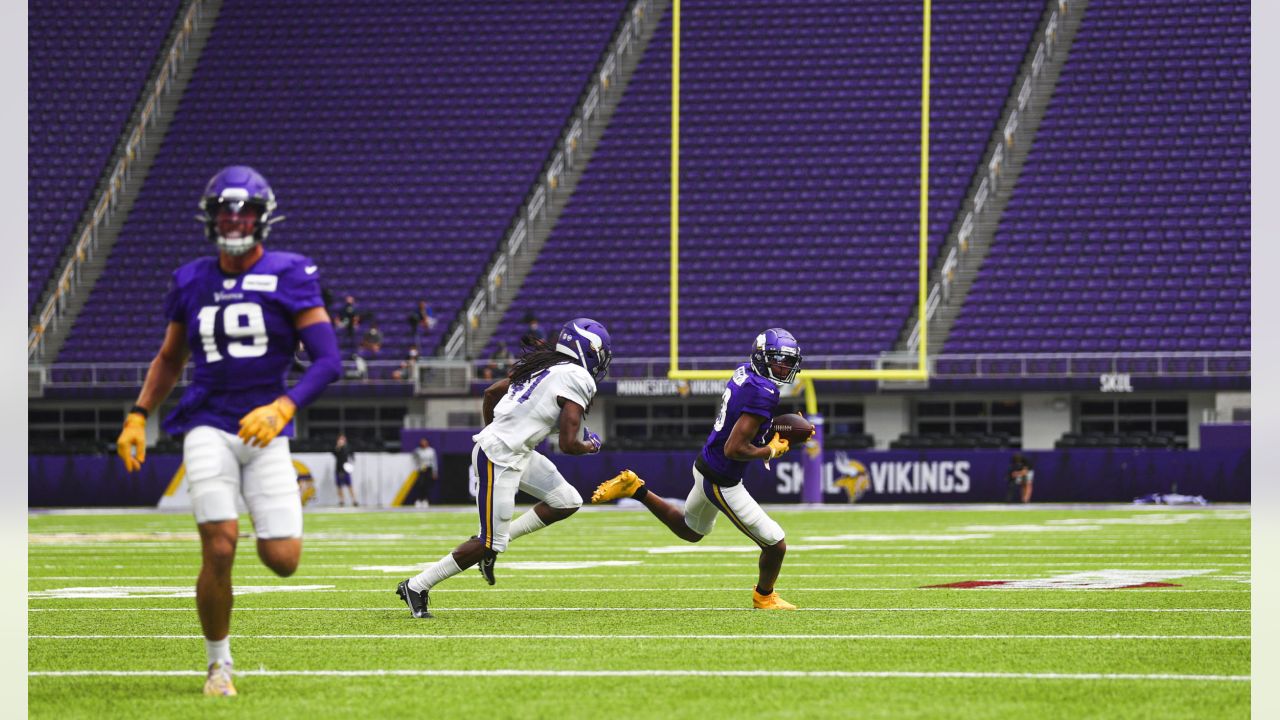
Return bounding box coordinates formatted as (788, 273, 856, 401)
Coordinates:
(592, 329, 802, 610)
(115, 166, 342, 696)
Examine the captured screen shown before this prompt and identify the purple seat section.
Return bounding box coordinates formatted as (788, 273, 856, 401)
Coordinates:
(29, 0, 182, 311)
(57, 0, 626, 365)
(946, 0, 1250, 354)
(489, 0, 1043, 362)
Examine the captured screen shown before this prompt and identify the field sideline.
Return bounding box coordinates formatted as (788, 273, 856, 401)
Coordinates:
(29, 505, 1250, 719)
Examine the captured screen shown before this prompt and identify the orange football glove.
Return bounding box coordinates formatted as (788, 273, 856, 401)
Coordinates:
(237, 397, 297, 448)
(116, 412, 148, 472)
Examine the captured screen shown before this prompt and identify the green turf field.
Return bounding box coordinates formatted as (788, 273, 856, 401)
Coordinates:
(28, 505, 1250, 719)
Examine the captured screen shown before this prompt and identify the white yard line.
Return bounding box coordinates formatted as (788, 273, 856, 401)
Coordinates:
(26, 560, 1253, 567)
(27, 669, 1250, 682)
(17, 568, 1259, 579)
(27, 540, 1252, 549)
(29, 633, 1251, 641)
(23, 586, 1252, 596)
(22, 572, 1254, 580)
(27, 546, 1251, 554)
(27, 606, 1251, 613)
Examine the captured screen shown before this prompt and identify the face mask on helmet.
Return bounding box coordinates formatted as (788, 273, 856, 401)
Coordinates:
(751, 329, 802, 385)
(592, 347, 613, 381)
(198, 166, 279, 256)
(211, 200, 264, 256)
(765, 352, 800, 383)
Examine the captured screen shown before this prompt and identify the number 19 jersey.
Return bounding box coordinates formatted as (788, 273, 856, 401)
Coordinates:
(474, 362, 597, 472)
(161, 250, 323, 437)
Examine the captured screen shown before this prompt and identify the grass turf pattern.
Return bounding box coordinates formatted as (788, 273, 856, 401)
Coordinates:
(29, 506, 1249, 718)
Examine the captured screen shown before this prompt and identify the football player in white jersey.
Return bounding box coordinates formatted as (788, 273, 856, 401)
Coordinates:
(396, 318, 612, 617)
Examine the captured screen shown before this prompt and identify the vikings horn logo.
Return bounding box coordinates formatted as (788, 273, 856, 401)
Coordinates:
(833, 453, 870, 503)
(292, 459, 316, 505)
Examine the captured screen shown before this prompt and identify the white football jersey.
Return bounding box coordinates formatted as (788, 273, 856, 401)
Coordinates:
(474, 362, 597, 471)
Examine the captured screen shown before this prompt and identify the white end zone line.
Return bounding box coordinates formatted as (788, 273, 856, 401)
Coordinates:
(27, 606, 1251, 613)
(27, 669, 1250, 682)
(30, 633, 1251, 641)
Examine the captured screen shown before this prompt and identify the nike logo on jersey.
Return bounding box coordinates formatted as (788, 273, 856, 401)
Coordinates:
(305, 265, 318, 275)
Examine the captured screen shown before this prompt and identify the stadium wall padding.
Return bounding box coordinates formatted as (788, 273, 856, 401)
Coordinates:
(29, 448, 1248, 507)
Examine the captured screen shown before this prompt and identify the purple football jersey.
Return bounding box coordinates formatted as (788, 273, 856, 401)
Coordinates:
(161, 250, 323, 436)
(698, 363, 781, 484)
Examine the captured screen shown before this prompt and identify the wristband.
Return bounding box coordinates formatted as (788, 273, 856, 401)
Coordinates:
(128, 405, 149, 420)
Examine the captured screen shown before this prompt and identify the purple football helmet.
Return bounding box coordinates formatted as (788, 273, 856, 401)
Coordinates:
(198, 165, 279, 256)
(750, 328, 802, 385)
(555, 318, 613, 381)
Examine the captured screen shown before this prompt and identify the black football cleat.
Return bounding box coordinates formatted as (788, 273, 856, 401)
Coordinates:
(479, 548, 498, 586)
(396, 579, 432, 618)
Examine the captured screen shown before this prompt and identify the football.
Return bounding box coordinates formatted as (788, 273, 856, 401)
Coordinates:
(770, 412, 815, 446)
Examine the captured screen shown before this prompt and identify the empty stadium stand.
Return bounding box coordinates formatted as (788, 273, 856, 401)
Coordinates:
(944, 0, 1250, 355)
(487, 0, 1046, 363)
(28, 0, 183, 312)
(56, 0, 628, 366)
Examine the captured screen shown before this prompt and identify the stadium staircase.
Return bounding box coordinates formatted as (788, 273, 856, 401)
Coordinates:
(30, 0, 224, 366)
(442, 0, 671, 361)
(889, 0, 1087, 365)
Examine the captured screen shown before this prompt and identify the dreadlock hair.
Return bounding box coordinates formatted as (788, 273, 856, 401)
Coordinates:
(507, 334, 572, 386)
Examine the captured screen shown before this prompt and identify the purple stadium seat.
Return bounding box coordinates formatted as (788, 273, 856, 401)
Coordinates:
(57, 0, 628, 364)
(488, 0, 1044, 360)
(947, 0, 1249, 355)
(29, 0, 182, 311)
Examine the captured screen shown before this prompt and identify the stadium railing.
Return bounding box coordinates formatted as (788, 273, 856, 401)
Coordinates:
(28, 351, 1249, 398)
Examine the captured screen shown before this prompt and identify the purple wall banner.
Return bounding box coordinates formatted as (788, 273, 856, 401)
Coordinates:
(29, 455, 182, 507)
(400, 429, 481, 454)
(28, 449, 1249, 507)
(536, 448, 1250, 505)
(1199, 423, 1250, 449)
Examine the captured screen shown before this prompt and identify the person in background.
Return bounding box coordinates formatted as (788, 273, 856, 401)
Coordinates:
(490, 341, 513, 375)
(346, 351, 368, 381)
(362, 322, 383, 353)
(1008, 453, 1035, 503)
(335, 295, 361, 347)
(393, 346, 420, 382)
(334, 434, 358, 507)
(520, 312, 546, 348)
(407, 300, 435, 347)
(413, 437, 439, 507)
